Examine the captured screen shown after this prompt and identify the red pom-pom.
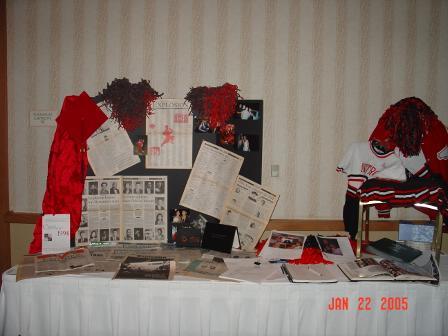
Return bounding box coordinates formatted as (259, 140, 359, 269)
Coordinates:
(185, 83, 240, 129)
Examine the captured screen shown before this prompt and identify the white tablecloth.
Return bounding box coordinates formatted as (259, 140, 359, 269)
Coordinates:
(1, 257, 448, 336)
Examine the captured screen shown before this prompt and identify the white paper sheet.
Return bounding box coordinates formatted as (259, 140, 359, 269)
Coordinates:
(42, 214, 71, 254)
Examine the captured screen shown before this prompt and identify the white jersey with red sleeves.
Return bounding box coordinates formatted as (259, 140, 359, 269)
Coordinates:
(337, 142, 406, 196)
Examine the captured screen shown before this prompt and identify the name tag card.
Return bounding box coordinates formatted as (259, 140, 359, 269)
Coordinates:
(42, 214, 70, 255)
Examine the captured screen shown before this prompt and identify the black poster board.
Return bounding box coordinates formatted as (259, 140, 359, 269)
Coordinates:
(87, 100, 263, 242)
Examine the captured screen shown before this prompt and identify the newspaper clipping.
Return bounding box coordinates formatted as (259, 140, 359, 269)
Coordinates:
(113, 256, 175, 280)
(87, 105, 140, 176)
(78, 176, 168, 245)
(180, 141, 243, 219)
(146, 99, 193, 169)
(122, 176, 168, 243)
(35, 247, 94, 273)
(220, 176, 279, 251)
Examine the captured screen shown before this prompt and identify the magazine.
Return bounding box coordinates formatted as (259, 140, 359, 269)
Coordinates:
(338, 256, 438, 282)
(281, 264, 339, 283)
(113, 256, 175, 280)
(35, 247, 94, 273)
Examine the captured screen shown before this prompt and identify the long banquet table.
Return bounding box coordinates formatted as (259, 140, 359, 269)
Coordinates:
(1, 256, 448, 336)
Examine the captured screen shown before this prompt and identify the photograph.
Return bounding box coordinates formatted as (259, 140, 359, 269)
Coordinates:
(100, 229, 110, 242)
(144, 228, 154, 240)
(171, 208, 189, 223)
(318, 237, 343, 256)
(110, 182, 120, 194)
(90, 230, 98, 243)
(113, 256, 173, 280)
(218, 124, 235, 146)
(155, 212, 164, 226)
(134, 228, 143, 240)
(110, 228, 120, 241)
(268, 232, 305, 249)
(82, 197, 88, 211)
(125, 228, 134, 240)
(133, 135, 148, 156)
(88, 181, 98, 195)
(190, 214, 207, 232)
(133, 181, 144, 194)
(194, 119, 211, 133)
(235, 134, 260, 152)
(77, 230, 88, 243)
(171, 208, 182, 223)
(155, 227, 165, 240)
(155, 181, 165, 194)
(155, 197, 165, 210)
(123, 181, 133, 194)
(99, 181, 109, 194)
(144, 181, 154, 194)
(236, 102, 260, 120)
(80, 214, 88, 227)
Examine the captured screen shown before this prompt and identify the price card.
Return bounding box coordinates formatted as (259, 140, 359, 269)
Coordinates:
(42, 214, 71, 254)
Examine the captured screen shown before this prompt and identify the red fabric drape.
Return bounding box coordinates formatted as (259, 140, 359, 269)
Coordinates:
(29, 92, 107, 254)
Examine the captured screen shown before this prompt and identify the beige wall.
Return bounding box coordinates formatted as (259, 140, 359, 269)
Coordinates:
(6, 0, 448, 258)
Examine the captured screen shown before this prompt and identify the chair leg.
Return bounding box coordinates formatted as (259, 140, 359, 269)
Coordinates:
(433, 211, 443, 264)
(357, 202, 364, 259)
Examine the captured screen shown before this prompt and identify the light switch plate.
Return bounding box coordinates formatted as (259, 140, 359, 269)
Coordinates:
(271, 164, 279, 177)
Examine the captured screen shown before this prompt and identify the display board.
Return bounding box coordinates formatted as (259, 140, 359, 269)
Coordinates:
(87, 100, 263, 242)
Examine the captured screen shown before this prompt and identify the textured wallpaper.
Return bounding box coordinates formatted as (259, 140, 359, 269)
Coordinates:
(7, 0, 448, 220)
